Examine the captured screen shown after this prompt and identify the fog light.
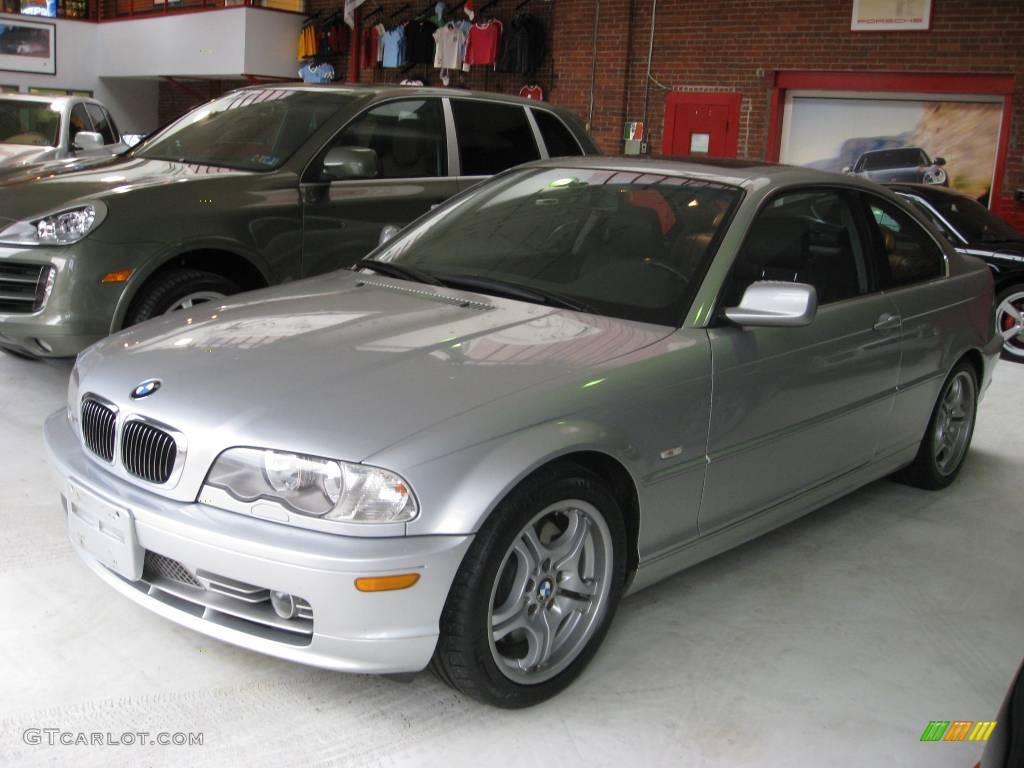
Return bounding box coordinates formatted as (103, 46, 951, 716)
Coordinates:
(270, 590, 297, 619)
(33, 265, 55, 311)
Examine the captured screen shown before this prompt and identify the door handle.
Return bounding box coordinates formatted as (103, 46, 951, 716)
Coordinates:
(873, 313, 901, 332)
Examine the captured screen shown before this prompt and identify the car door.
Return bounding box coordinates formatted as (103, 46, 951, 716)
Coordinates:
(859, 192, 951, 450)
(448, 98, 542, 191)
(299, 97, 458, 276)
(700, 187, 901, 535)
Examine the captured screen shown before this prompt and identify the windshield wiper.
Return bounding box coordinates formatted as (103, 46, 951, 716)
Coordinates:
(435, 273, 591, 313)
(353, 258, 443, 286)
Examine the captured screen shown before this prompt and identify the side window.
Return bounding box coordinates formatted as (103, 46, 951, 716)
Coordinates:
(451, 100, 540, 176)
(84, 103, 118, 145)
(866, 196, 945, 288)
(330, 99, 445, 180)
(896, 193, 959, 247)
(85, 104, 119, 145)
(68, 104, 92, 140)
(723, 189, 870, 307)
(532, 109, 583, 158)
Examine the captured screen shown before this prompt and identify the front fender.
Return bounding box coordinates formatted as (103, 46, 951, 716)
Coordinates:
(400, 418, 641, 537)
(108, 238, 274, 332)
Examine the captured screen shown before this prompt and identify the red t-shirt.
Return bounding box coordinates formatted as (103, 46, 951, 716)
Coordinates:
(465, 20, 502, 66)
(519, 84, 544, 101)
(360, 26, 379, 69)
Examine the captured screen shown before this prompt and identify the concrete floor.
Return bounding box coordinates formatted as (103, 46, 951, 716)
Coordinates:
(0, 350, 1021, 768)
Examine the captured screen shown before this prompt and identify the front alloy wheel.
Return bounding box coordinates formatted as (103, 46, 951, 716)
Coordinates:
(995, 287, 1024, 361)
(488, 500, 615, 685)
(432, 464, 625, 707)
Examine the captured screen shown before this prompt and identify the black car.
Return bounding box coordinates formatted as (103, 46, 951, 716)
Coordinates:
(887, 183, 1024, 361)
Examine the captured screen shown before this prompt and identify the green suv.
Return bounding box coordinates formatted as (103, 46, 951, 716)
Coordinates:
(0, 85, 595, 357)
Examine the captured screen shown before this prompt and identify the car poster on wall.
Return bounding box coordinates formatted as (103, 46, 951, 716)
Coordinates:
(0, 17, 56, 75)
(851, 0, 932, 31)
(779, 94, 1003, 206)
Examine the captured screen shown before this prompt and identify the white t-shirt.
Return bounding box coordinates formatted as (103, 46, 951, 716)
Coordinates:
(433, 22, 467, 69)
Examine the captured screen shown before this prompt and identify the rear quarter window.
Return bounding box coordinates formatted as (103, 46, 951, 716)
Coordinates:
(451, 100, 540, 176)
(532, 109, 583, 158)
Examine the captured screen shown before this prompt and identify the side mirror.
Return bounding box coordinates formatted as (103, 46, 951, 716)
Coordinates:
(378, 224, 402, 246)
(323, 146, 379, 181)
(72, 131, 104, 151)
(841, 166, 852, 174)
(723, 280, 818, 328)
(933, 156, 946, 166)
(122, 134, 144, 147)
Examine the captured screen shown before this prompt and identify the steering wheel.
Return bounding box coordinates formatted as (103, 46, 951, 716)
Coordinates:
(642, 258, 690, 283)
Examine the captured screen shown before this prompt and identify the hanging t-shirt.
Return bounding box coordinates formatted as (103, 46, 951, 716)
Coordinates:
(406, 18, 438, 66)
(465, 20, 501, 67)
(360, 24, 377, 69)
(434, 22, 467, 69)
(297, 25, 319, 60)
(299, 62, 336, 83)
(519, 84, 544, 101)
(381, 26, 407, 68)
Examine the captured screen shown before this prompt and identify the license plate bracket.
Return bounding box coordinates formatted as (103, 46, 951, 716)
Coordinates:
(67, 481, 143, 581)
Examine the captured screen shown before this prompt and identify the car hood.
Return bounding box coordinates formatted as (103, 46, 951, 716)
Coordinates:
(77, 271, 671, 498)
(0, 155, 252, 221)
(0, 143, 52, 168)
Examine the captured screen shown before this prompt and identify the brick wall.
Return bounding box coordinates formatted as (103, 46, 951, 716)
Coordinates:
(559, 0, 1024, 226)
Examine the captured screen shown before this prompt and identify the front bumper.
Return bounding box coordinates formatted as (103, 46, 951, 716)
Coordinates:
(44, 410, 472, 673)
(0, 240, 143, 358)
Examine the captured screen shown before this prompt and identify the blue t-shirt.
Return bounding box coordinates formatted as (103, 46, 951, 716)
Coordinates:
(381, 27, 406, 68)
(298, 63, 335, 83)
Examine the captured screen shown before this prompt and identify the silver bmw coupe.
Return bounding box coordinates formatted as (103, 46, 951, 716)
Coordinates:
(46, 158, 1000, 708)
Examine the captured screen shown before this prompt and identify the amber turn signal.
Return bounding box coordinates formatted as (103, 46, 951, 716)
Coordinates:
(354, 573, 421, 592)
(100, 269, 134, 284)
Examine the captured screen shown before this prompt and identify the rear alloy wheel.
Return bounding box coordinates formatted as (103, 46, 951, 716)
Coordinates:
(995, 286, 1024, 361)
(432, 465, 625, 707)
(126, 269, 239, 326)
(901, 361, 978, 490)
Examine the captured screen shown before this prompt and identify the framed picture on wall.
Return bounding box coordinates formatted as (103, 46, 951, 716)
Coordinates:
(0, 17, 56, 75)
(851, 0, 932, 31)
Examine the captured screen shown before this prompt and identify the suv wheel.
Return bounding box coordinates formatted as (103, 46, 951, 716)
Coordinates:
(126, 269, 238, 326)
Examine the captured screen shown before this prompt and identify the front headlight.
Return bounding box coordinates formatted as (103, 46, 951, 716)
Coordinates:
(66, 361, 81, 437)
(203, 448, 418, 524)
(0, 201, 107, 246)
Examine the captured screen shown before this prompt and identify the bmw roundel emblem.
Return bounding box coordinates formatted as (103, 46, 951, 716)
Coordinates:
(131, 379, 162, 399)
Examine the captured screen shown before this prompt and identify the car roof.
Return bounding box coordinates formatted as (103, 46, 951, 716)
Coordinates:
(232, 83, 581, 115)
(0, 93, 97, 108)
(885, 182, 972, 202)
(516, 155, 886, 190)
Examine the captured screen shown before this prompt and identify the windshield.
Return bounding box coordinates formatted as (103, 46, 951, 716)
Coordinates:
(139, 89, 351, 171)
(0, 100, 60, 147)
(859, 148, 930, 171)
(922, 194, 1021, 243)
(369, 167, 741, 326)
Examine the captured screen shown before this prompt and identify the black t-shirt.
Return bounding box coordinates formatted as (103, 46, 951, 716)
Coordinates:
(406, 19, 437, 65)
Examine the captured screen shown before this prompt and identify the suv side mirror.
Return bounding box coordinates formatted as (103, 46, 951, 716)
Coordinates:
(73, 131, 104, 151)
(933, 156, 946, 166)
(841, 165, 852, 174)
(724, 280, 818, 327)
(323, 146, 379, 181)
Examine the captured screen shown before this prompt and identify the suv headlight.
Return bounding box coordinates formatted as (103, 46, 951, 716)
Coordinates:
(0, 201, 107, 246)
(202, 448, 418, 524)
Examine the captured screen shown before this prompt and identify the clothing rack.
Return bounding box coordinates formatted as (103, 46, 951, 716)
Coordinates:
(388, 3, 410, 19)
(363, 5, 383, 21)
(474, 0, 499, 16)
(513, 0, 531, 11)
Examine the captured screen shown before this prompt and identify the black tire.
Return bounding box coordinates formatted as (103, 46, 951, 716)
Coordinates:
(431, 463, 626, 708)
(995, 284, 1024, 362)
(125, 269, 239, 326)
(900, 360, 978, 490)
